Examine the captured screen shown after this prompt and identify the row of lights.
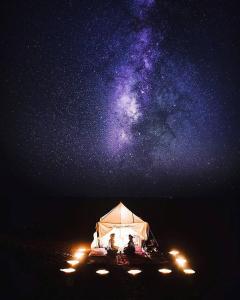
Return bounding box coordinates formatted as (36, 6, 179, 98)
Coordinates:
(95, 267, 195, 276)
(60, 248, 195, 275)
(168, 249, 195, 274)
(60, 248, 87, 274)
(60, 268, 195, 275)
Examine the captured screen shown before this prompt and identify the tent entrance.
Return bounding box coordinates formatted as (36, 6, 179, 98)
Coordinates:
(100, 226, 141, 249)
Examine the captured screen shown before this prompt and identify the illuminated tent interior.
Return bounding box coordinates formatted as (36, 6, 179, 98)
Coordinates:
(91, 202, 149, 249)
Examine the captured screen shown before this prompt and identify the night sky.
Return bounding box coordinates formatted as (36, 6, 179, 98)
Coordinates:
(1, 0, 240, 198)
(1, 3, 240, 298)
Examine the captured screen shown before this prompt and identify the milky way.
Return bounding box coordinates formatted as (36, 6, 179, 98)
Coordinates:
(104, 0, 221, 178)
(2, 0, 237, 196)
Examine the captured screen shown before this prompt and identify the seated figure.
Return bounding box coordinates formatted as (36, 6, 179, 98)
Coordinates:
(107, 233, 118, 255)
(124, 234, 135, 255)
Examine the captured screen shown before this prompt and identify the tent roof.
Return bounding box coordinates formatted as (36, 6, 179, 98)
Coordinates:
(99, 202, 145, 224)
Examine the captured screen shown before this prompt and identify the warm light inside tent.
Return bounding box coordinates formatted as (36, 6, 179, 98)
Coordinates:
(127, 269, 142, 276)
(169, 250, 179, 256)
(60, 268, 76, 273)
(114, 236, 125, 248)
(176, 256, 187, 268)
(158, 268, 172, 274)
(100, 227, 141, 249)
(183, 269, 195, 274)
(96, 269, 109, 275)
(67, 260, 79, 266)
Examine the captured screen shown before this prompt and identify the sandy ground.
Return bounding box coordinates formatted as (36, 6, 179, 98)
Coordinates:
(2, 235, 238, 300)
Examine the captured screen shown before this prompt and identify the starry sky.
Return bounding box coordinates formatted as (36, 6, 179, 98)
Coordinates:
(1, 0, 240, 198)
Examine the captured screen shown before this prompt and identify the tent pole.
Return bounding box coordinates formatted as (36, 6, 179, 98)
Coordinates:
(149, 227, 159, 248)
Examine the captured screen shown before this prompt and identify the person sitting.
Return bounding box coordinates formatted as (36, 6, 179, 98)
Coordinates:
(124, 234, 135, 256)
(107, 233, 118, 255)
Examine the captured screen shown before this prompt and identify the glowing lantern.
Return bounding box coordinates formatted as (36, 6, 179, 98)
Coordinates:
(74, 251, 85, 259)
(96, 269, 109, 275)
(169, 250, 179, 256)
(158, 268, 172, 274)
(67, 260, 79, 266)
(60, 268, 76, 273)
(78, 248, 86, 252)
(183, 269, 195, 274)
(127, 269, 142, 276)
(176, 256, 187, 268)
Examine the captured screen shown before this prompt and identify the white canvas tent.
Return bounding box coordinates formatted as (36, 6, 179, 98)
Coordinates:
(91, 202, 149, 249)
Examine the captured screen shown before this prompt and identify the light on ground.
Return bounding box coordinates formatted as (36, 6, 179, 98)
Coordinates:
(176, 256, 187, 268)
(60, 268, 76, 273)
(158, 268, 172, 274)
(67, 260, 79, 266)
(127, 269, 142, 276)
(169, 250, 179, 256)
(183, 269, 195, 274)
(96, 269, 109, 275)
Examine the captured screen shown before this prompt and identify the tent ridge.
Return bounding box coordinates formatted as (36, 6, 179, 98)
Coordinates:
(99, 202, 144, 224)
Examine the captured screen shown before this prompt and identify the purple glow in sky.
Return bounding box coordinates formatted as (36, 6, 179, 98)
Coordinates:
(104, 0, 224, 178)
(3, 0, 235, 196)
(107, 1, 159, 153)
